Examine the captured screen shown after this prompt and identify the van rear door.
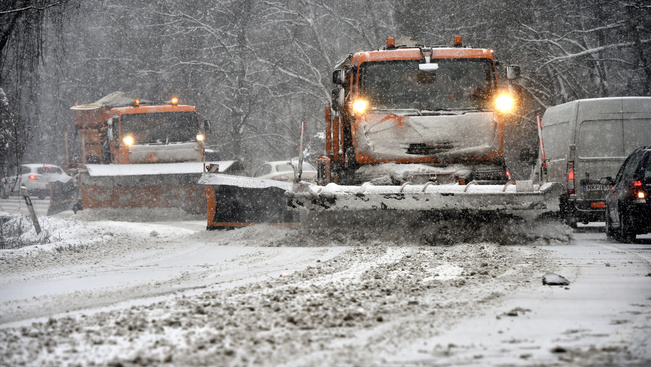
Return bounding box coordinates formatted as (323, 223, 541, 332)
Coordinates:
(575, 99, 625, 206)
(622, 98, 651, 156)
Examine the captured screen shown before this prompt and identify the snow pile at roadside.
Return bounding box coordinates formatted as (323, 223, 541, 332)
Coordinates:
(0, 212, 52, 249)
(0, 212, 180, 252)
(0, 213, 196, 275)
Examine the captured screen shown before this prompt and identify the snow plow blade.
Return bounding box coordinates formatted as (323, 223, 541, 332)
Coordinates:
(47, 181, 81, 216)
(287, 181, 563, 215)
(79, 162, 238, 215)
(199, 173, 299, 230)
(287, 181, 568, 245)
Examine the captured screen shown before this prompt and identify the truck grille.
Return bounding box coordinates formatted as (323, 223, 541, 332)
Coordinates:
(406, 142, 454, 155)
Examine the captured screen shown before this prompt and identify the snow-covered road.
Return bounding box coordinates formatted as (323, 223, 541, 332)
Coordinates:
(0, 212, 650, 366)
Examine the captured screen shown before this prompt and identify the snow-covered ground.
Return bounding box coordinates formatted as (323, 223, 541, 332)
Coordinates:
(0, 204, 650, 366)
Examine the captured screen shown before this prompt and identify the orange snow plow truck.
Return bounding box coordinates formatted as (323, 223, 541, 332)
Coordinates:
(286, 37, 564, 225)
(67, 92, 212, 214)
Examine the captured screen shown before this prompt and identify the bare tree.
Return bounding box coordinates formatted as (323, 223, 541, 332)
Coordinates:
(0, 0, 76, 175)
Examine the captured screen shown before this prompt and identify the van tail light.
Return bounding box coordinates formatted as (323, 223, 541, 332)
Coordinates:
(631, 180, 646, 200)
(29, 174, 36, 180)
(567, 161, 575, 195)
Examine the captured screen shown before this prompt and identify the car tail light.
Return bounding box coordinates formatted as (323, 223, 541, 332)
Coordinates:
(29, 174, 36, 180)
(631, 180, 646, 200)
(567, 161, 575, 195)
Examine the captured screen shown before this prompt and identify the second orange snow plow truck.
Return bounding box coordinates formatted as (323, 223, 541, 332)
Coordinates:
(286, 37, 563, 226)
(69, 92, 213, 214)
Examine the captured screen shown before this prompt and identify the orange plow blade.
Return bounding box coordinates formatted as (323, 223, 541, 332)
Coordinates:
(78, 162, 238, 215)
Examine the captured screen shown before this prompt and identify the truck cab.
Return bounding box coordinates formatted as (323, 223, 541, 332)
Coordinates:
(106, 103, 204, 165)
(72, 94, 205, 166)
(322, 37, 517, 185)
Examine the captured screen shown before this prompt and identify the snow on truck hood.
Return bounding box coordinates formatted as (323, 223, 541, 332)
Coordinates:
(85, 161, 236, 177)
(356, 112, 500, 160)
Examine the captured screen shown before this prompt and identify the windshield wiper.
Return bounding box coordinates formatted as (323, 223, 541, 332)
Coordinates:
(419, 108, 461, 115)
(370, 108, 422, 116)
(420, 106, 490, 115)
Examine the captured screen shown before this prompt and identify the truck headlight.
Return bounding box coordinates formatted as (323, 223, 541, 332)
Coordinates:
(123, 136, 134, 146)
(495, 94, 515, 113)
(352, 99, 369, 114)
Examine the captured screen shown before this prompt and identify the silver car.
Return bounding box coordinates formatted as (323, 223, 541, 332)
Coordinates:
(253, 161, 317, 182)
(1, 164, 73, 199)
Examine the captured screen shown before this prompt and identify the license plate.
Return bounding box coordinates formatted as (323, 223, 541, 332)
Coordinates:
(590, 202, 605, 208)
(584, 184, 609, 191)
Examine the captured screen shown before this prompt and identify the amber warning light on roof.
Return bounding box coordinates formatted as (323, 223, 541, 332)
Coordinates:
(171, 97, 178, 106)
(454, 36, 463, 47)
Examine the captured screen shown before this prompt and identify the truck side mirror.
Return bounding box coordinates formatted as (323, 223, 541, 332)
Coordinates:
(106, 118, 113, 141)
(203, 120, 211, 132)
(331, 87, 345, 112)
(332, 69, 346, 85)
(507, 65, 521, 80)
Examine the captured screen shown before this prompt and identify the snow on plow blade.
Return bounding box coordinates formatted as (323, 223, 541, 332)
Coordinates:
(287, 181, 564, 218)
(80, 162, 233, 215)
(287, 181, 569, 245)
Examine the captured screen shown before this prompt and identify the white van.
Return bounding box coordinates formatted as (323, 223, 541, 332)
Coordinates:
(538, 97, 651, 227)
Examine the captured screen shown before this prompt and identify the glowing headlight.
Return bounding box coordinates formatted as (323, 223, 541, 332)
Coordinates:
(495, 94, 515, 113)
(196, 133, 205, 142)
(352, 99, 369, 114)
(123, 136, 134, 146)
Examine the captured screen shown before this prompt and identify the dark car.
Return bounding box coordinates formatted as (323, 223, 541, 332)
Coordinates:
(604, 146, 651, 242)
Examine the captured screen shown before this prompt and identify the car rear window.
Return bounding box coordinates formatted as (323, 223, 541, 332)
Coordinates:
(37, 166, 62, 175)
(621, 152, 644, 180)
(253, 164, 272, 177)
(275, 164, 293, 173)
(276, 163, 316, 172)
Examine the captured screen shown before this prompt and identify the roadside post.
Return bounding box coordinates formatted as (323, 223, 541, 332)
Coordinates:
(20, 186, 41, 234)
(295, 121, 305, 183)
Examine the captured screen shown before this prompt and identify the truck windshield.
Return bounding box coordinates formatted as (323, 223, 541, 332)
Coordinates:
(120, 111, 199, 145)
(359, 58, 496, 111)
